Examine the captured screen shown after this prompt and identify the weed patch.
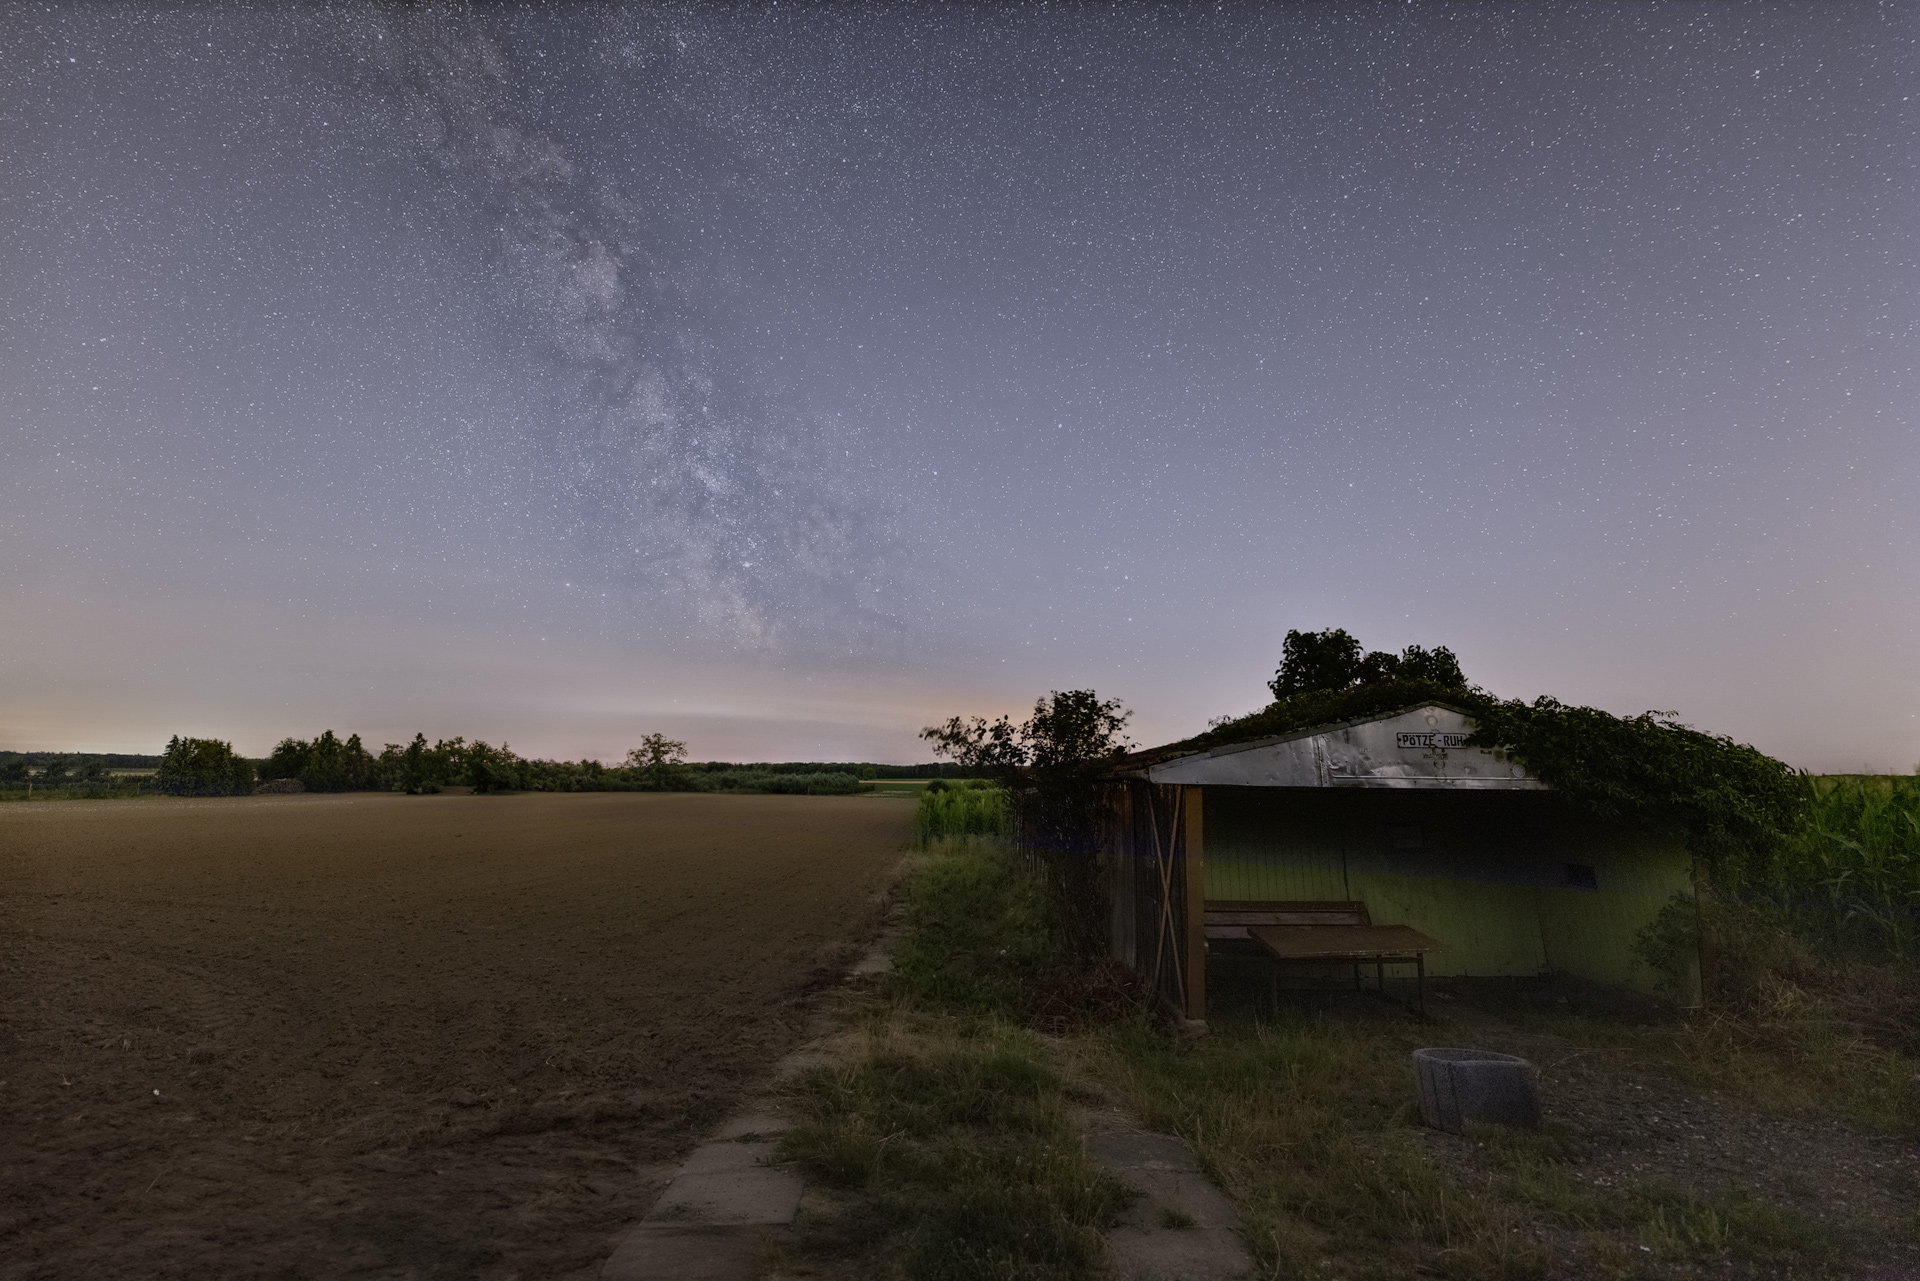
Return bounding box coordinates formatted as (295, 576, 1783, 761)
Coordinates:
(781, 1014, 1129, 1280)
(1086, 1013, 1547, 1280)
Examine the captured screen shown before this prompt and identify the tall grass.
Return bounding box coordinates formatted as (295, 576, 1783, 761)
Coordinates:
(912, 784, 1009, 845)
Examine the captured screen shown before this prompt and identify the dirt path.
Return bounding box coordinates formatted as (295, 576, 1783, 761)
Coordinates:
(0, 791, 911, 1280)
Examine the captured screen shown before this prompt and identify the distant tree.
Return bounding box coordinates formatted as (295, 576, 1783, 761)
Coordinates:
(156, 736, 255, 796)
(263, 737, 308, 783)
(266, 730, 378, 792)
(624, 733, 689, 789)
(75, 757, 112, 787)
(0, 754, 26, 785)
(37, 754, 72, 788)
(391, 732, 439, 794)
(465, 740, 523, 794)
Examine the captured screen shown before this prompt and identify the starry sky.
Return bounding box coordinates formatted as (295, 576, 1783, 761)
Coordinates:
(3, 3, 1915, 770)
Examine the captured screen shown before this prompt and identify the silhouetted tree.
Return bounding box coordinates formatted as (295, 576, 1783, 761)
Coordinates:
(156, 736, 255, 796)
(624, 733, 689, 789)
(921, 689, 1132, 957)
(1269, 628, 1468, 699)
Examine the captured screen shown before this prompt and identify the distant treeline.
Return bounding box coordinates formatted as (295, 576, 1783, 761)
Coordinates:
(1, 738, 966, 799)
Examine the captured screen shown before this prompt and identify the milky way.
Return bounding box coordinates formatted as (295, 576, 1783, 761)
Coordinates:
(3, 4, 1914, 767)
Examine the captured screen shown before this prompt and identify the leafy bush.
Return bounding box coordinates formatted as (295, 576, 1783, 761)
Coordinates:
(1186, 676, 1486, 753)
(155, 736, 255, 796)
(921, 690, 1133, 957)
(1469, 697, 1802, 887)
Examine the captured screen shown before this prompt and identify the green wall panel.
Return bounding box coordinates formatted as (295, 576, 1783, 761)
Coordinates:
(1199, 786, 1693, 992)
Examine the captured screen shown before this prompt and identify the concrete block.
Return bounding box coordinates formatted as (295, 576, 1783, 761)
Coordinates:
(646, 1147, 802, 1227)
(1083, 1127, 1256, 1280)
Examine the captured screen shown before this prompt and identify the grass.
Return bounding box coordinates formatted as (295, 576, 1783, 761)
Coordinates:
(788, 837, 1910, 1279)
(776, 837, 1130, 1280)
(1087, 1011, 1544, 1280)
(889, 837, 1056, 1014)
(1506, 995, 1920, 1138)
(779, 1013, 1129, 1281)
(0, 786, 154, 802)
(1082, 1007, 1853, 1280)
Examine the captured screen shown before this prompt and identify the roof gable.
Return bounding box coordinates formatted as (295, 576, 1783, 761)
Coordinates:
(1140, 702, 1540, 790)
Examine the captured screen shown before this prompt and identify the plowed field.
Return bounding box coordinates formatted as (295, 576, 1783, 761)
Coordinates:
(0, 791, 910, 1279)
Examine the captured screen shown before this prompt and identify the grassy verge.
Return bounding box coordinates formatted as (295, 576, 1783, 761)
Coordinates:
(1083, 1009, 1852, 1281)
(779, 1010, 1129, 1280)
(775, 839, 1128, 1280)
(1496, 995, 1920, 1139)
(784, 837, 1912, 1280)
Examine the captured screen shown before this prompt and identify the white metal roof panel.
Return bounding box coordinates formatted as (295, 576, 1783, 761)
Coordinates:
(1142, 703, 1541, 790)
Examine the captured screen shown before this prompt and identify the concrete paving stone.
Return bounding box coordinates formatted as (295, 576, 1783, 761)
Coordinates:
(715, 1112, 791, 1141)
(1084, 1127, 1257, 1281)
(1086, 1131, 1201, 1173)
(646, 1163, 804, 1227)
(673, 1138, 783, 1178)
(600, 1224, 768, 1281)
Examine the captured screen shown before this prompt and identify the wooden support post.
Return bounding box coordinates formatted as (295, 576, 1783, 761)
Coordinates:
(1182, 785, 1207, 1025)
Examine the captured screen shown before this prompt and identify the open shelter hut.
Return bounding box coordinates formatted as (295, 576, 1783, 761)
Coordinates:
(1105, 700, 1698, 1025)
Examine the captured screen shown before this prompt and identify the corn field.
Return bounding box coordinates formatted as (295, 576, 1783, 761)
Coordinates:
(1759, 775, 1920, 957)
(912, 784, 1009, 845)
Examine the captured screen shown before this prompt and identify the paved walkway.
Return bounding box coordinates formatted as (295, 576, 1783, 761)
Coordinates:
(1079, 1107, 1259, 1280)
(600, 916, 1256, 1280)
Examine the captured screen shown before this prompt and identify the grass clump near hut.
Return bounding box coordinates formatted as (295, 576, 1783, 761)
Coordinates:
(779, 1016, 1128, 1281)
(777, 838, 1130, 1280)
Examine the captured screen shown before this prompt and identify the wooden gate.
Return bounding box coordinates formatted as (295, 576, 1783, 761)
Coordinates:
(1107, 780, 1206, 1024)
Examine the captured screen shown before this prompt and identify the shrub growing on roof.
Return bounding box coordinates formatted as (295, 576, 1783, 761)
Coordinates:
(1203, 629, 1805, 898)
(1267, 628, 1468, 700)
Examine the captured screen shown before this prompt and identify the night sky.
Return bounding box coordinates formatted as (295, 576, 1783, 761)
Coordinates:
(3, 4, 1914, 770)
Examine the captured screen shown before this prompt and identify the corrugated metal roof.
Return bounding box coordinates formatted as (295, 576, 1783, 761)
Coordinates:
(1119, 702, 1541, 790)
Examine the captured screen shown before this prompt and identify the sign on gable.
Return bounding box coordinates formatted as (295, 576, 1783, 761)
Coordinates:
(1396, 732, 1467, 750)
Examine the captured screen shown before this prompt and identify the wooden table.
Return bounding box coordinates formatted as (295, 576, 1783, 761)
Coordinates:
(1247, 923, 1446, 1014)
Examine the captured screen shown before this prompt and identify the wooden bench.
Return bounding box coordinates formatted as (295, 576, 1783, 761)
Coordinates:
(1203, 900, 1445, 1014)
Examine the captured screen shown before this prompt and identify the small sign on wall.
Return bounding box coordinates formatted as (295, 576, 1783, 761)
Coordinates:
(1397, 732, 1467, 750)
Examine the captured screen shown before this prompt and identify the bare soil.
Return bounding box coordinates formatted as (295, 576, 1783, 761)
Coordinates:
(0, 791, 911, 1280)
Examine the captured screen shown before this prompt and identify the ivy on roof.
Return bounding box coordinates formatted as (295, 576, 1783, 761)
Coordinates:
(1163, 628, 1803, 881)
(1169, 678, 1488, 755)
